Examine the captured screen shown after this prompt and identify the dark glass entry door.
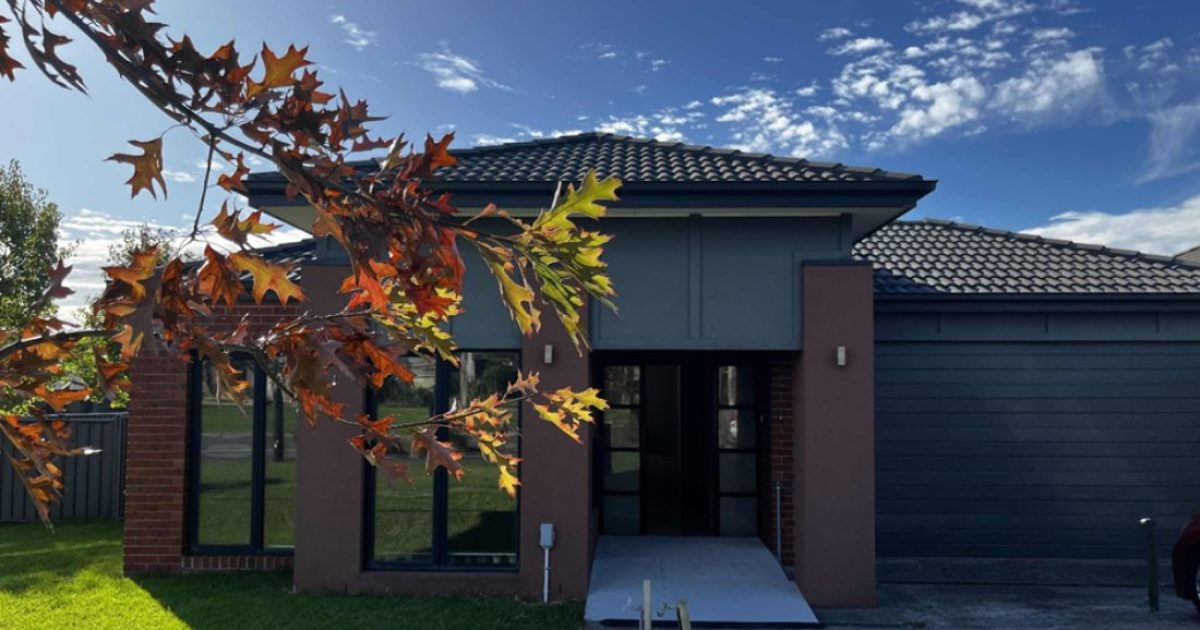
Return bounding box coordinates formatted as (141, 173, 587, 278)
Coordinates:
(599, 356, 759, 536)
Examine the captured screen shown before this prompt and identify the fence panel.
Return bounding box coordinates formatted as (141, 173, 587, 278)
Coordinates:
(0, 412, 127, 522)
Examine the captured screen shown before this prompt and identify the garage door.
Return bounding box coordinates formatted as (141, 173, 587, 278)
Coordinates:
(877, 341, 1200, 558)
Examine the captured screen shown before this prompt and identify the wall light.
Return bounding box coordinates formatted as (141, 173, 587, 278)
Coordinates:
(836, 345, 847, 367)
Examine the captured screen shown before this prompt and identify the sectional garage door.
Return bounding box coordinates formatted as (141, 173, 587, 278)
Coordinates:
(877, 341, 1200, 558)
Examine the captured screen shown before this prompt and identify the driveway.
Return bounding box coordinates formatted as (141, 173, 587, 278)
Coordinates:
(817, 583, 1198, 629)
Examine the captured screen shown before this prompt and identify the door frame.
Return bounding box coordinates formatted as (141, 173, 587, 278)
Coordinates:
(593, 350, 766, 536)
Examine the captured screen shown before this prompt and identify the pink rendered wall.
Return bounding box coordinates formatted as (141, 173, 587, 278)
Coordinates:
(792, 262, 877, 608)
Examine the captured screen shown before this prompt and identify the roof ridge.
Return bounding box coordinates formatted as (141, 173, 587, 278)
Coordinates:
(419, 132, 927, 182)
(904, 218, 1200, 271)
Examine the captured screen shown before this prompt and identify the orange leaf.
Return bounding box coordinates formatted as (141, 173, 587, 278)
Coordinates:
(32, 385, 91, 412)
(216, 153, 250, 193)
(212, 202, 278, 246)
(229, 252, 305, 304)
(247, 44, 310, 97)
(102, 247, 159, 303)
(106, 138, 166, 199)
(196, 246, 244, 307)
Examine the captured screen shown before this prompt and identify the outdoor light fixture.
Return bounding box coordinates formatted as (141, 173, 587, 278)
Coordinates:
(836, 345, 847, 367)
(543, 344, 555, 365)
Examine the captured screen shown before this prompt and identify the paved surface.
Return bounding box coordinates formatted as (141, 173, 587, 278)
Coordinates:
(584, 536, 819, 627)
(818, 583, 1199, 629)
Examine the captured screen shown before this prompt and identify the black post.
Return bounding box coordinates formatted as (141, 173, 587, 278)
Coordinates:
(1139, 517, 1159, 613)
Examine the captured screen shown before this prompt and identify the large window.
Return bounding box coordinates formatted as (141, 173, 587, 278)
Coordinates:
(366, 351, 520, 571)
(188, 355, 297, 553)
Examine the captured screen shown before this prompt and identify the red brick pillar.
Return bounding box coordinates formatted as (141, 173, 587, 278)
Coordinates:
(123, 350, 189, 574)
(793, 262, 876, 607)
(518, 316, 593, 600)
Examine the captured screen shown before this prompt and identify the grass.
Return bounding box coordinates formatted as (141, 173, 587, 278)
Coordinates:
(0, 521, 582, 630)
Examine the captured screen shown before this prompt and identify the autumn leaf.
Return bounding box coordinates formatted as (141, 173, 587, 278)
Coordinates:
(101, 247, 159, 307)
(30, 384, 91, 412)
(196, 246, 244, 307)
(0, 16, 23, 81)
(211, 202, 278, 246)
(106, 138, 167, 199)
(498, 463, 520, 498)
(410, 427, 464, 480)
(228, 252, 305, 304)
(247, 44, 310, 97)
(216, 152, 250, 193)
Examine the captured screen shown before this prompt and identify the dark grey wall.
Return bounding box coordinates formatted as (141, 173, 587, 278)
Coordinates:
(449, 215, 851, 351)
(876, 303, 1200, 559)
(590, 216, 846, 350)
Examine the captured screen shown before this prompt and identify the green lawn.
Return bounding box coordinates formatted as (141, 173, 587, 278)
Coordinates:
(0, 521, 581, 630)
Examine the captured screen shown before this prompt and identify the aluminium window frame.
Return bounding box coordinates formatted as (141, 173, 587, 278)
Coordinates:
(186, 353, 294, 557)
(362, 349, 522, 573)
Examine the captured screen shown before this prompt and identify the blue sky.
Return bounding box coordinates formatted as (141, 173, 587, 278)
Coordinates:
(2, 0, 1200, 310)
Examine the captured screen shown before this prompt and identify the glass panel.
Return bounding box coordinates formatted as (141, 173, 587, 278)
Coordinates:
(720, 497, 757, 536)
(603, 365, 640, 406)
(603, 495, 640, 535)
(195, 358, 254, 546)
(604, 451, 640, 492)
(263, 385, 298, 548)
(717, 366, 756, 407)
(717, 408, 756, 450)
(372, 358, 436, 566)
(604, 408, 639, 448)
(719, 452, 757, 494)
(447, 352, 519, 568)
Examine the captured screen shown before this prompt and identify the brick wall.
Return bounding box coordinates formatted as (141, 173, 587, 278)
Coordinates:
(760, 355, 795, 566)
(123, 300, 300, 575)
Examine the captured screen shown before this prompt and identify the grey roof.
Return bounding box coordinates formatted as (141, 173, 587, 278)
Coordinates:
(359, 132, 926, 184)
(858, 219, 1200, 295)
(244, 219, 1200, 297)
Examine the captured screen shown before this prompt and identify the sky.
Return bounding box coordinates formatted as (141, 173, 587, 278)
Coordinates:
(2, 0, 1200, 312)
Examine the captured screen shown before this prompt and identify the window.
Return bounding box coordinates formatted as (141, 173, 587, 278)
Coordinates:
(716, 365, 757, 536)
(366, 351, 520, 571)
(188, 355, 297, 553)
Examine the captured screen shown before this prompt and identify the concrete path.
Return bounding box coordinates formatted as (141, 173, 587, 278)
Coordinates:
(819, 583, 1199, 629)
(584, 536, 819, 627)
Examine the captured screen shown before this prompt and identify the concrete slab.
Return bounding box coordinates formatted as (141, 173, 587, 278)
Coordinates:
(584, 536, 820, 627)
(819, 582, 1199, 629)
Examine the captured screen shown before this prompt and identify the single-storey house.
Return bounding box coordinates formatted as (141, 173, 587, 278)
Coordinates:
(122, 133, 1200, 621)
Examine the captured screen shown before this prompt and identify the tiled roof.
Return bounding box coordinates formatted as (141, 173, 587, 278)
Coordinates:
(392, 133, 925, 183)
(857, 220, 1200, 295)
(246, 220, 1200, 297)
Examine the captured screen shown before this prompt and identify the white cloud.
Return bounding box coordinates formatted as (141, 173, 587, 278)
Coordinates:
(593, 106, 704, 142)
(1139, 103, 1200, 183)
(1024, 195, 1200, 255)
(650, 58, 669, 71)
(55, 208, 307, 316)
(906, 0, 1035, 34)
(881, 76, 988, 147)
(710, 88, 848, 157)
(330, 15, 377, 51)
(598, 51, 618, 60)
(764, 56, 784, 63)
(991, 48, 1103, 118)
(162, 169, 197, 184)
(830, 37, 891, 56)
(795, 81, 820, 97)
(416, 48, 511, 94)
(1031, 27, 1073, 42)
(818, 27, 853, 42)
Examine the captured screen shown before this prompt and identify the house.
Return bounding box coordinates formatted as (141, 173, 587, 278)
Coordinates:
(121, 134, 1200, 622)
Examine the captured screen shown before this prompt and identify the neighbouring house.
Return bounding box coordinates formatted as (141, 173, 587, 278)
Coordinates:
(121, 134, 1200, 620)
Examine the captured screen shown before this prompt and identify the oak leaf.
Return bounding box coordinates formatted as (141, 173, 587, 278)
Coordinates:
(106, 138, 167, 199)
(228, 252, 305, 304)
(247, 44, 310, 97)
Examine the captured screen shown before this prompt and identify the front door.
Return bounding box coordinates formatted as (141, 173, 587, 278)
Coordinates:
(597, 355, 760, 536)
